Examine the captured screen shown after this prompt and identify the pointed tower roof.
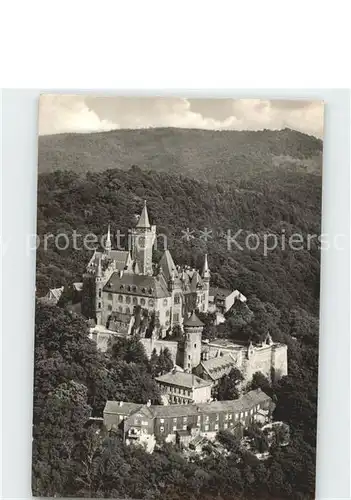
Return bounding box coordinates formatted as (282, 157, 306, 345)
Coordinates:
(202, 253, 210, 278)
(136, 200, 151, 228)
(183, 311, 204, 328)
(159, 249, 177, 280)
(106, 224, 112, 251)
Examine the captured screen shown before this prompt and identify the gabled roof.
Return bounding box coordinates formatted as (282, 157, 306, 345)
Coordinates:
(159, 250, 177, 281)
(87, 250, 130, 273)
(104, 390, 273, 421)
(190, 271, 203, 292)
(103, 272, 170, 299)
(155, 371, 212, 389)
(136, 201, 151, 228)
(200, 354, 237, 381)
(183, 311, 204, 328)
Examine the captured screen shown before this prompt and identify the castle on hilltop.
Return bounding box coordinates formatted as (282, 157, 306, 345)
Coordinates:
(82, 200, 211, 334)
(82, 201, 287, 385)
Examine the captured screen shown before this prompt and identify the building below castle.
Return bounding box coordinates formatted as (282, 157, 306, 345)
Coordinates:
(103, 389, 274, 452)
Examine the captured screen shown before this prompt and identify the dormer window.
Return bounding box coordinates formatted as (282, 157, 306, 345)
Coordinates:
(132, 285, 137, 292)
(120, 285, 124, 290)
(142, 287, 146, 294)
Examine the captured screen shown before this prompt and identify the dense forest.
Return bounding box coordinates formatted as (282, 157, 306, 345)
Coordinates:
(38, 127, 323, 181)
(33, 129, 322, 499)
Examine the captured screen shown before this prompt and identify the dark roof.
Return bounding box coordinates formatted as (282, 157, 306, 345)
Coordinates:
(183, 311, 204, 328)
(159, 250, 177, 281)
(103, 272, 170, 299)
(136, 201, 151, 228)
(200, 354, 237, 381)
(104, 390, 272, 421)
(209, 287, 232, 298)
(155, 371, 212, 389)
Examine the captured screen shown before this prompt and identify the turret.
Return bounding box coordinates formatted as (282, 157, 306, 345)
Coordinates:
(130, 201, 156, 276)
(105, 224, 112, 255)
(183, 311, 204, 372)
(95, 256, 103, 325)
(201, 254, 211, 312)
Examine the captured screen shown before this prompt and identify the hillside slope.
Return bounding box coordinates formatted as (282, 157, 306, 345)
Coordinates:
(38, 127, 323, 182)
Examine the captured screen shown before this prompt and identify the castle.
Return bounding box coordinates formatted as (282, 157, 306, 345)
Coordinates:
(82, 200, 210, 334)
(83, 201, 288, 384)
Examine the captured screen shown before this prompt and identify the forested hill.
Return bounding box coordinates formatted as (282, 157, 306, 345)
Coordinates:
(38, 127, 323, 182)
(36, 165, 321, 316)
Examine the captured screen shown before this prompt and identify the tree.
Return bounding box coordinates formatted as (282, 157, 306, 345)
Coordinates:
(215, 368, 244, 401)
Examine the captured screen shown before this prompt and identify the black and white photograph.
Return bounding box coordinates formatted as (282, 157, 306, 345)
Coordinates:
(32, 96, 324, 499)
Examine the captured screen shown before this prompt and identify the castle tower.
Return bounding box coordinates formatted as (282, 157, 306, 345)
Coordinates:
(201, 254, 211, 312)
(130, 201, 156, 276)
(95, 256, 103, 325)
(105, 224, 112, 255)
(183, 311, 204, 372)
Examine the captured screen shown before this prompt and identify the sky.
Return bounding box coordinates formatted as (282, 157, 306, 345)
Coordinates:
(39, 95, 324, 138)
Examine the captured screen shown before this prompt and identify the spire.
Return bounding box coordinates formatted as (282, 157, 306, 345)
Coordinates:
(96, 255, 102, 277)
(106, 224, 112, 253)
(202, 253, 210, 279)
(136, 200, 151, 228)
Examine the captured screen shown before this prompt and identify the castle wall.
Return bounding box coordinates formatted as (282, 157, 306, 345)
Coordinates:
(140, 338, 178, 364)
(271, 344, 288, 381)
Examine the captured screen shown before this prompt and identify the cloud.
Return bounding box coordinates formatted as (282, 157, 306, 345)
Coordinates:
(39, 95, 324, 138)
(39, 95, 118, 135)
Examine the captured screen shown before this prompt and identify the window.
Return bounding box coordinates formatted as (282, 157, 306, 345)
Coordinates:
(108, 304, 112, 311)
(216, 414, 219, 421)
(148, 299, 154, 307)
(118, 295, 123, 302)
(174, 294, 180, 304)
(183, 416, 187, 423)
(172, 426, 177, 432)
(163, 298, 168, 306)
(166, 310, 170, 317)
(194, 344, 197, 348)
(257, 404, 260, 410)
(142, 421, 148, 426)
(165, 320, 170, 326)
(225, 414, 229, 421)
(245, 411, 248, 417)
(118, 306, 123, 312)
(173, 418, 177, 423)
(235, 413, 239, 420)
(224, 423, 228, 429)
(173, 313, 179, 322)
(188, 355, 191, 360)
(215, 424, 219, 430)
(240, 412, 243, 419)
(133, 297, 138, 305)
(205, 425, 209, 431)
(250, 409, 253, 415)
(98, 289, 102, 298)
(98, 302, 101, 308)
(188, 363, 191, 369)
(205, 415, 209, 422)
(228, 414, 232, 420)
(160, 418, 164, 423)
(182, 425, 187, 430)
(108, 293, 112, 300)
(140, 298, 146, 306)
(125, 295, 131, 304)
(160, 426, 164, 432)
(125, 307, 131, 314)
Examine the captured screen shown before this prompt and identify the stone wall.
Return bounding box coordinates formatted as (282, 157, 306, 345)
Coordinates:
(140, 338, 178, 364)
